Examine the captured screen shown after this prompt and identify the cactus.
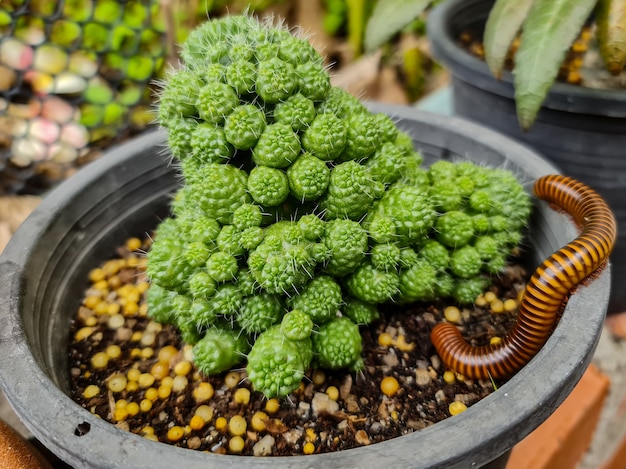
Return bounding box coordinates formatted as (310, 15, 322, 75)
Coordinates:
(146, 14, 533, 399)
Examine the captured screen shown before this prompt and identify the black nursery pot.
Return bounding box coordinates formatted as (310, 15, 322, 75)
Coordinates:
(0, 105, 611, 469)
(428, 0, 626, 314)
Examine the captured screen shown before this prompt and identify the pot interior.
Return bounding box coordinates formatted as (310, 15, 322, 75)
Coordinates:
(0, 105, 611, 469)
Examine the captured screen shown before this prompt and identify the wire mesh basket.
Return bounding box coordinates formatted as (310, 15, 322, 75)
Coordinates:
(0, 0, 172, 194)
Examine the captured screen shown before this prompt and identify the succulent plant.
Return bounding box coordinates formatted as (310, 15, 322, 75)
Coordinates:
(146, 14, 532, 398)
(365, 0, 626, 129)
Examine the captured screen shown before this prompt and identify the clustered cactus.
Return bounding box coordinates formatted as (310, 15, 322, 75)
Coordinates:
(147, 15, 532, 398)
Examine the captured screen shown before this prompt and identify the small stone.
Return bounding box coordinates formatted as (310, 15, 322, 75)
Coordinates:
(297, 401, 311, 418)
(406, 419, 430, 430)
(382, 350, 399, 367)
(91, 332, 103, 343)
(253, 435, 275, 457)
(355, 430, 371, 445)
(282, 428, 304, 445)
(345, 395, 360, 413)
(115, 421, 129, 432)
(369, 422, 382, 434)
(415, 369, 432, 386)
(187, 436, 201, 449)
(435, 389, 447, 404)
(478, 379, 492, 389)
(422, 312, 436, 324)
(339, 375, 353, 399)
(430, 354, 441, 370)
(415, 359, 429, 369)
(115, 327, 133, 342)
(303, 382, 315, 398)
(377, 401, 390, 420)
(311, 392, 339, 416)
(454, 393, 479, 405)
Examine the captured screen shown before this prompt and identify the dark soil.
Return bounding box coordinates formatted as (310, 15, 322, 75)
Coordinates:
(68, 238, 527, 457)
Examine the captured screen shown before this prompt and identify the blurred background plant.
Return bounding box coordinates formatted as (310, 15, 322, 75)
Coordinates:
(0, 0, 173, 194)
(0, 0, 444, 196)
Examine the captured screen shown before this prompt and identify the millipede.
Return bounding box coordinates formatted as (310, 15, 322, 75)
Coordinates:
(430, 174, 617, 380)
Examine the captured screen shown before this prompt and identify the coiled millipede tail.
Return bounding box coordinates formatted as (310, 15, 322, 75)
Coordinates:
(431, 174, 617, 380)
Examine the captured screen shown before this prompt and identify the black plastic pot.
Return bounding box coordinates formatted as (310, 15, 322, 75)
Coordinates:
(0, 104, 611, 469)
(428, 0, 626, 314)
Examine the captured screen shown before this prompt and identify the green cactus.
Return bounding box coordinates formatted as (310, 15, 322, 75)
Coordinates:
(247, 165, 290, 208)
(247, 222, 317, 294)
(236, 293, 285, 334)
(193, 325, 251, 376)
(312, 316, 363, 371)
(288, 275, 343, 324)
(346, 262, 400, 304)
(342, 297, 380, 325)
(273, 93, 317, 131)
(323, 218, 368, 277)
(436, 211, 476, 249)
(223, 104, 267, 150)
(246, 325, 313, 398)
(286, 153, 331, 201)
(320, 160, 385, 220)
(301, 112, 347, 161)
(252, 123, 302, 169)
(145, 14, 533, 399)
(280, 310, 314, 341)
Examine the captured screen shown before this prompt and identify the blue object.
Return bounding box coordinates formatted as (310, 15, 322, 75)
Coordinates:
(414, 87, 453, 115)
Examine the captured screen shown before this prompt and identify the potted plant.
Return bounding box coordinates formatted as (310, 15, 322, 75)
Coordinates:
(366, 0, 626, 313)
(0, 14, 616, 469)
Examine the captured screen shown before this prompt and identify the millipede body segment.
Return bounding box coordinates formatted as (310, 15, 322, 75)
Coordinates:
(431, 174, 617, 380)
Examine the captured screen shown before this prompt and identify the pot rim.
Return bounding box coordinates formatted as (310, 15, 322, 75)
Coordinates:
(0, 105, 610, 468)
(428, 0, 626, 117)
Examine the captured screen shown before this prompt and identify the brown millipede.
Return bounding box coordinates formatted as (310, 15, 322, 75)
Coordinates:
(430, 174, 617, 380)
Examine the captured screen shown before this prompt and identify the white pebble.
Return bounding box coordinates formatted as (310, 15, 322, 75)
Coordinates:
(107, 314, 125, 330)
(435, 389, 447, 404)
(253, 435, 275, 457)
(311, 392, 339, 416)
(140, 331, 155, 347)
(415, 369, 432, 386)
(172, 375, 188, 393)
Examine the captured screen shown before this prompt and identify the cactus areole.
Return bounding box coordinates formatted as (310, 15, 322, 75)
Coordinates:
(147, 15, 533, 398)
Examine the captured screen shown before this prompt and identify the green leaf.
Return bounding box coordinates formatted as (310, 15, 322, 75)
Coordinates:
(513, 0, 596, 130)
(596, 0, 626, 75)
(364, 0, 433, 52)
(483, 0, 534, 79)
(346, 0, 368, 56)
